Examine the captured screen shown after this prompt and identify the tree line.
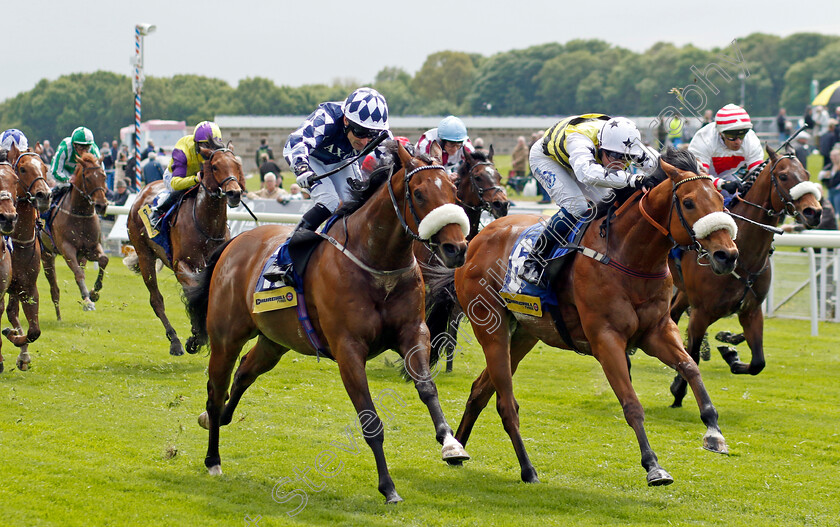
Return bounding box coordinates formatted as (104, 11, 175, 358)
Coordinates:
(2, 32, 839, 146)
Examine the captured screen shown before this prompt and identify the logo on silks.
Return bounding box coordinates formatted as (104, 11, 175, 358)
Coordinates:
(253, 286, 298, 313)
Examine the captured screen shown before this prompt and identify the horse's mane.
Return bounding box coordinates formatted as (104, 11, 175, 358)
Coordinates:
(333, 141, 437, 219)
(594, 147, 698, 219)
(456, 149, 494, 180)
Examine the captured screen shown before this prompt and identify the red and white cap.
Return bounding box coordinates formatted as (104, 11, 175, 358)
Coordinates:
(715, 104, 753, 133)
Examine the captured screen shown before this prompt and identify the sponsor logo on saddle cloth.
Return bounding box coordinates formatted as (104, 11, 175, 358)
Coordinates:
(252, 245, 298, 313)
(499, 222, 576, 317)
(139, 203, 160, 238)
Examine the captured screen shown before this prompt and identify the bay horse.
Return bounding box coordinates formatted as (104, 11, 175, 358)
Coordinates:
(418, 146, 511, 372)
(127, 144, 245, 356)
(0, 157, 20, 372)
(39, 152, 109, 317)
(2, 143, 51, 372)
(667, 145, 822, 407)
(183, 141, 471, 503)
(429, 149, 740, 486)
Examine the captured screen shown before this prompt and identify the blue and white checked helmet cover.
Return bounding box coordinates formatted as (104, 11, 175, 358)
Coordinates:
(343, 88, 389, 131)
(1, 128, 29, 151)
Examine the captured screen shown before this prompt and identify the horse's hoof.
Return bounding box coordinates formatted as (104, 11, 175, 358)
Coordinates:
(521, 467, 540, 483)
(384, 491, 403, 504)
(185, 337, 200, 355)
(703, 431, 729, 454)
(2, 328, 12, 337)
(170, 341, 185, 356)
(646, 467, 674, 486)
(208, 465, 222, 476)
(82, 299, 96, 311)
(198, 411, 210, 430)
(441, 437, 470, 462)
(89, 291, 100, 302)
(16, 355, 30, 371)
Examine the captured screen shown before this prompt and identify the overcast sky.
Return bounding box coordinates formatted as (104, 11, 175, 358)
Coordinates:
(4, 0, 839, 104)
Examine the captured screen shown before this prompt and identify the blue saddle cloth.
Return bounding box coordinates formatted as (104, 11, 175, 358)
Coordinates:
(499, 218, 588, 307)
(150, 195, 174, 262)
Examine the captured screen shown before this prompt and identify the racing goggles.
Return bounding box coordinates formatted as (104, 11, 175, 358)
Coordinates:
(722, 129, 749, 140)
(347, 123, 379, 139)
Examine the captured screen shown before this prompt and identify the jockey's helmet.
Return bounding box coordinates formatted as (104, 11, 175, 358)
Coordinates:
(598, 117, 644, 160)
(193, 121, 223, 145)
(343, 88, 389, 132)
(437, 116, 468, 143)
(0, 128, 28, 151)
(715, 104, 753, 133)
(71, 127, 95, 146)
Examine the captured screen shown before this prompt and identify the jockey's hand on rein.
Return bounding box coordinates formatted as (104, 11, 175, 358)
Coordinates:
(633, 174, 659, 191)
(296, 170, 317, 189)
(718, 179, 742, 194)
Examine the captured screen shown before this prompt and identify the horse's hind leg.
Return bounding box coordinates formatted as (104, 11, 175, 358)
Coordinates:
(88, 248, 109, 303)
(41, 250, 62, 321)
(218, 336, 287, 426)
(203, 337, 245, 476)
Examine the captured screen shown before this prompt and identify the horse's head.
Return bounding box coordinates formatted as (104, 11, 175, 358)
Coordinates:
(73, 152, 108, 215)
(199, 142, 246, 207)
(0, 162, 19, 234)
(458, 146, 510, 219)
(762, 145, 822, 228)
(396, 141, 469, 268)
(7, 143, 50, 212)
(656, 149, 739, 275)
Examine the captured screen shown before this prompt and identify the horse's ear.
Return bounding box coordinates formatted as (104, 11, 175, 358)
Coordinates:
(659, 158, 681, 181)
(34, 141, 43, 154)
(397, 140, 412, 166)
(7, 143, 20, 164)
(429, 140, 443, 164)
(198, 145, 214, 160)
(226, 140, 234, 153)
(488, 144, 494, 161)
(463, 147, 474, 165)
(765, 143, 778, 162)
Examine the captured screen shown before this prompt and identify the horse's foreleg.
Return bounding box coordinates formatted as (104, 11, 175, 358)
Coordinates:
(60, 246, 94, 311)
(335, 345, 402, 503)
(203, 335, 242, 477)
(218, 336, 286, 426)
(670, 310, 712, 408)
(88, 249, 109, 303)
(643, 321, 727, 460)
(6, 290, 40, 371)
(40, 250, 62, 320)
(669, 289, 690, 324)
(399, 323, 469, 465)
(138, 252, 183, 356)
(729, 308, 765, 375)
(594, 329, 674, 486)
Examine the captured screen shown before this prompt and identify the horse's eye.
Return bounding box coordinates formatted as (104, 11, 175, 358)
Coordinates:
(682, 198, 695, 210)
(413, 188, 424, 202)
(779, 172, 788, 181)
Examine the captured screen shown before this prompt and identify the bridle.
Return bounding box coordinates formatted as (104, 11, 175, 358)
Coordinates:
(456, 161, 506, 214)
(198, 148, 243, 199)
(72, 160, 108, 207)
(11, 152, 47, 204)
(731, 154, 812, 222)
(387, 162, 449, 253)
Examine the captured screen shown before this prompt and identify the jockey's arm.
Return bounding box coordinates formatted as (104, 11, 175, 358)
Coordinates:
(50, 145, 72, 183)
(166, 146, 200, 191)
(283, 106, 338, 171)
(567, 133, 633, 189)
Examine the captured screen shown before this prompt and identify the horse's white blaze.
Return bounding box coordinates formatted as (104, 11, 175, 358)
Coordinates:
(790, 181, 822, 201)
(435, 178, 442, 189)
(693, 211, 737, 240)
(417, 203, 469, 240)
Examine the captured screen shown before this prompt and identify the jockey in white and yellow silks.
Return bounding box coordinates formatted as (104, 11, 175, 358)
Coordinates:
(518, 114, 660, 287)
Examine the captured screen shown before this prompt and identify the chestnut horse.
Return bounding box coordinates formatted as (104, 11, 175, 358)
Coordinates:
(430, 149, 740, 486)
(127, 145, 245, 356)
(667, 146, 823, 407)
(418, 147, 510, 372)
(2, 144, 51, 372)
(183, 142, 470, 503)
(39, 152, 109, 317)
(0, 158, 21, 372)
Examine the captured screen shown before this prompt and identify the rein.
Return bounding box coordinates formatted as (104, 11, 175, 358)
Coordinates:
(731, 154, 805, 222)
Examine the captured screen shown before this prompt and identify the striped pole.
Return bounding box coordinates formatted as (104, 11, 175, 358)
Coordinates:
(134, 25, 142, 191)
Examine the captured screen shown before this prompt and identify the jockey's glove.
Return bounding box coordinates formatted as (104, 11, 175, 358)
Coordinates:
(632, 174, 659, 191)
(296, 171, 317, 189)
(714, 178, 742, 194)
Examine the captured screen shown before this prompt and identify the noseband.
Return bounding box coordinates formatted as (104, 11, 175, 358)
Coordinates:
(387, 163, 449, 250)
(733, 154, 816, 222)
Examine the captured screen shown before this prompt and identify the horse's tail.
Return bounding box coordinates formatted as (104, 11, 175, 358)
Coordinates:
(183, 239, 234, 352)
(397, 263, 461, 381)
(123, 251, 140, 273)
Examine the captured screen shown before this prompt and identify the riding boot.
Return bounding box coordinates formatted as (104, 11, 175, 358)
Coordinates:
(519, 207, 579, 287)
(51, 183, 71, 204)
(149, 190, 183, 228)
(264, 203, 333, 285)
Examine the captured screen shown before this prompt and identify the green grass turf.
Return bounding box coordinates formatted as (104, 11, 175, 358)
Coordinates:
(0, 249, 838, 526)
